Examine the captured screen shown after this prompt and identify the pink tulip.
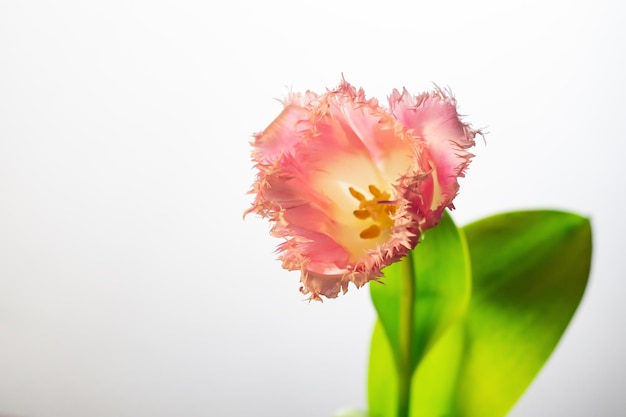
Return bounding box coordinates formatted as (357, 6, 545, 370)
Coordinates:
(246, 79, 480, 300)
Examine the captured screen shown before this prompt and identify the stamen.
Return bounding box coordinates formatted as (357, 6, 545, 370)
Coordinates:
(368, 184, 382, 197)
(349, 184, 398, 240)
(353, 209, 370, 219)
(349, 187, 366, 202)
(360, 225, 381, 239)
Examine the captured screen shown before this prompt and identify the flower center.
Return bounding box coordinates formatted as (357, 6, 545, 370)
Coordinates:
(349, 185, 397, 239)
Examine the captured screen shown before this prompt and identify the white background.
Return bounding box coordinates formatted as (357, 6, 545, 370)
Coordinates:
(1, 1, 624, 416)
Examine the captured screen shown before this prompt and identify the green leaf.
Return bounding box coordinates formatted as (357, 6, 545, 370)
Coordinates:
(368, 211, 471, 417)
(332, 408, 370, 417)
(409, 210, 592, 416)
(367, 320, 399, 417)
(447, 210, 592, 416)
(366, 210, 592, 417)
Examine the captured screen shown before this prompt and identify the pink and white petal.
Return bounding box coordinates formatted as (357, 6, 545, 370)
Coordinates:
(277, 228, 351, 272)
(389, 87, 479, 215)
(328, 82, 420, 176)
(300, 270, 349, 300)
(300, 260, 382, 300)
(251, 104, 309, 164)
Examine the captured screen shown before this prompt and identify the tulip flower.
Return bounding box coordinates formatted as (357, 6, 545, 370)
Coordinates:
(246, 79, 480, 300)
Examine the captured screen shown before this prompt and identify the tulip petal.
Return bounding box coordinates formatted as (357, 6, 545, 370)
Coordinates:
(389, 87, 481, 228)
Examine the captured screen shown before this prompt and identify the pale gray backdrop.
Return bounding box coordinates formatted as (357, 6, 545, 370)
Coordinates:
(1, 0, 624, 416)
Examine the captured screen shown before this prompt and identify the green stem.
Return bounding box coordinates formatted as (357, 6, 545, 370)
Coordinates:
(397, 253, 415, 417)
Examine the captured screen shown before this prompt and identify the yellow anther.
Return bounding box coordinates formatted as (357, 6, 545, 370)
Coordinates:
(349, 184, 398, 240)
(360, 225, 381, 239)
(353, 209, 370, 219)
(368, 184, 382, 197)
(349, 187, 366, 202)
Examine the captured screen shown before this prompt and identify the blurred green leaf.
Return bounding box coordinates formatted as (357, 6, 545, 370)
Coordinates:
(367, 320, 398, 417)
(366, 210, 592, 417)
(332, 408, 370, 417)
(368, 211, 471, 417)
(445, 210, 592, 416)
